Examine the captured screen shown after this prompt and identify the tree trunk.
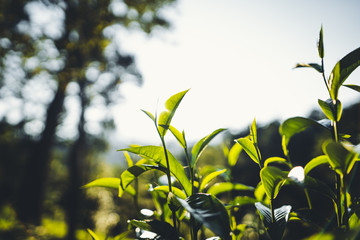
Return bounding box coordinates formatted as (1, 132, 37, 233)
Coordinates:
(17, 81, 67, 225)
(66, 79, 87, 240)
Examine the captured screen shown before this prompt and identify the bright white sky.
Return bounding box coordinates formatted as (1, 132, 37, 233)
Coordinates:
(112, 0, 360, 146)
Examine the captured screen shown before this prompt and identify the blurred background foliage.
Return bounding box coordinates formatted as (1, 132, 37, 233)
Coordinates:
(0, 0, 360, 240)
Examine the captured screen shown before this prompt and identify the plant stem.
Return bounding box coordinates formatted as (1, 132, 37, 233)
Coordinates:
(341, 175, 349, 230)
(270, 200, 275, 223)
(304, 188, 312, 210)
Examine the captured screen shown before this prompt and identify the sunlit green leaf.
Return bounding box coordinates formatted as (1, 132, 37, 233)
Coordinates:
(153, 185, 187, 200)
(199, 169, 227, 192)
(168, 125, 186, 149)
(141, 109, 156, 122)
(318, 26, 324, 58)
(82, 177, 120, 189)
(280, 117, 329, 156)
(232, 196, 257, 207)
(191, 128, 227, 167)
(228, 142, 243, 167)
(260, 166, 288, 200)
(264, 157, 291, 168)
(158, 89, 189, 136)
(128, 219, 179, 239)
(294, 63, 323, 73)
(87, 229, 101, 240)
(207, 182, 255, 196)
(119, 146, 192, 196)
(344, 84, 360, 93)
(123, 151, 133, 167)
(318, 99, 342, 121)
(329, 47, 360, 100)
(323, 141, 358, 176)
(304, 155, 329, 175)
(177, 193, 231, 240)
(235, 137, 261, 166)
(250, 118, 258, 144)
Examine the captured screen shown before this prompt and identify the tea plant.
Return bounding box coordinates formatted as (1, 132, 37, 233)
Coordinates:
(83, 27, 360, 240)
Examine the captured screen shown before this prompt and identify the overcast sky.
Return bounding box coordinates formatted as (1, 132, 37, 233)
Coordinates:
(112, 0, 360, 146)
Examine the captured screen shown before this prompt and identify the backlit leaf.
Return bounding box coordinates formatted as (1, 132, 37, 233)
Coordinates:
(318, 99, 342, 121)
(129, 219, 179, 239)
(323, 141, 358, 176)
(280, 117, 329, 156)
(82, 177, 120, 189)
(191, 128, 227, 167)
(153, 185, 187, 200)
(329, 47, 360, 100)
(177, 193, 231, 240)
(119, 146, 192, 196)
(158, 89, 189, 136)
(228, 142, 243, 167)
(344, 84, 360, 93)
(141, 109, 155, 122)
(260, 166, 288, 200)
(304, 155, 329, 175)
(199, 169, 227, 192)
(87, 229, 100, 240)
(235, 137, 261, 166)
(207, 182, 255, 196)
(168, 125, 186, 149)
(294, 63, 323, 73)
(264, 157, 291, 168)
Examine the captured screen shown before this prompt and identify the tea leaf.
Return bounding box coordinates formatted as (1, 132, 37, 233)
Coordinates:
(260, 166, 288, 200)
(199, 169, 227, 192)
(280, 117, 329, 155)
(318, 99, 342, 121)
(158, 89, 189, 136)
(207, 182, 255, 196)
(344, 84, 360, 93)
(177, 193, 231, 240)
(329, 46, 360, 100)
(255, 202, 292, 240)
(168, 125, 186, 149)
(82, 177, 120, 189)
(318, 26, 324, 59)
(119, 146, 192, 196)
(129, 219, 179, 239)
(153, 186, 187, 200)
(294, 63, 323, 73)
(141, 109, 156, 122)
(87, 229, 100, 240)
(235, 137, 261, 166)
(264, 157, 291, 168)
(228, 142, 243, 167)
(191, 128, 227, 167)
(304, 155, 329, 175)
(323, 141, 358, 176)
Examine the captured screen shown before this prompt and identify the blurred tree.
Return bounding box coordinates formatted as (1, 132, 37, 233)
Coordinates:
(0, 0, 176, 238)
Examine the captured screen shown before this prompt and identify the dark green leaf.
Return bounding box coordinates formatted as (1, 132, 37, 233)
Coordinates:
(177, 193, 231, 240)
(294, 63, 323, 73)
(119, 146, 192, 196)
(158, 89, 189, 136)
(318, 26, 324, 58)
(323, 141, 358, 176)
(318, 99, 342, 121)
(191, 128, 227, 167)
(128, 219, 179, 239)
(329, 47, 360, 100)
(207, 182, 255, 196)
(255, 202, 292, 240)
(344, 84, 360, 93)
(260, 166, 288, 200)
(304, 175, 336, 202)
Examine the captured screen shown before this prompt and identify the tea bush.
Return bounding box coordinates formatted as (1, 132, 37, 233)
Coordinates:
(84, 27, 360, 240)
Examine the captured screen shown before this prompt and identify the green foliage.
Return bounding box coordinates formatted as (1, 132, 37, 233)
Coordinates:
(82, 27, 360, 240)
